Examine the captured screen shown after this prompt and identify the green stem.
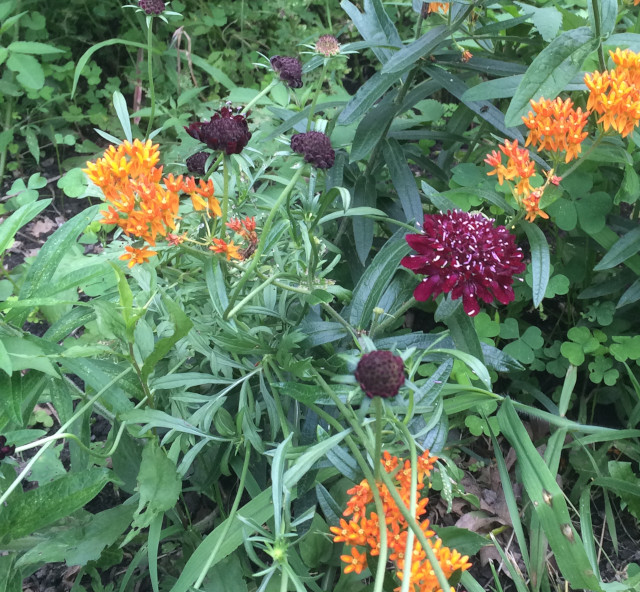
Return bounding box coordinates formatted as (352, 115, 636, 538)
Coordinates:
(377, 468, 452, 592)
(194, 445, 252, 589)
(145, 17, 157, 139)
(373, 397, 383, 480)
(129, 342, 154, 408)
(307, 61, 329, 131)
(318, 301, 361, 348)
(279, 568, 289, 592)
(263, 360, 291, 439)
(226, 273, 280, 319)
(307, 399, 388, 592)
(225, 166, 305, 316)
(560, 132, 605, 178)
(370, 297, 417, 339)
(0, 97, 13, 183)
(0, 367, 133, 507)
(242, 79, 278, 114)
(591, 0, 606, 72)
(15, 422, 127, 459)
(221, 154, 231, 230)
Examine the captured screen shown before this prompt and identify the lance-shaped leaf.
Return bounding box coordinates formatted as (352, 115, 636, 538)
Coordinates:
(504, 27, 597, 127)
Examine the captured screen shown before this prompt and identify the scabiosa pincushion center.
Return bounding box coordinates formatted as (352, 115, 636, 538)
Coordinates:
(290, 131, 335, 169)
(315, 34, 340, 56)
(270, 56, 303, 88)
(355, 351, 405, 399)
(185, 106, 251, 155)
(401, 210, 526, 316)
(138, 0, 165, 15)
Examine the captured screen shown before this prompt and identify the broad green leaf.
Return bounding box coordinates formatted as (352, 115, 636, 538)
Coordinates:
(6, 52, 43, 89)
(432, 526, 490, 556)
(514, 2, 563, 42)
(0, 468, 112, 542)
(594, 227, 640, 271)
(0, 342, 12, 377)
(0, 199, 50, 256)
(113, 91, 132, 143)
(381, 25, 448, 74)
(383, 139, 422, 223)
(24, 127, 39, 164)
(498, 399, 603, 591)
(352, 175, 375, 266)
(522, 222, 550, 307)
(0, 337, 58, 377)
(129, 442, 181, 536)
(504, 27, 597, 127)
(141, 297, 193, 382)
(349, 229, 411, 329)
(16, 504, 134, 568)
(7, 41, 64, 54)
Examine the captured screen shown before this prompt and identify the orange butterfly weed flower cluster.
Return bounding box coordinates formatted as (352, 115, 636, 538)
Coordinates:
(585, 48, 640, 137)
(84, 139, 221, 267)
(427, 2, 449, 14)
(484, 139, 561, 223)
(331, 450, 471, 591)
(484, 139, 536, 197)
(522, 97, 589, 163)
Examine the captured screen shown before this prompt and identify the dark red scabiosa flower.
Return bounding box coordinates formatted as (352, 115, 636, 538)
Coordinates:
(0, 435, 15, 460)
(290, 131, 335, 169)
(138, 0, 165, 15)
(270, 56, 303, 89)
(186, 151, 210, 176)
(401, 211, 526, 316)
(355, 351, 405, 399)
(185, 106, 251, 155)
(316, 34, 340, 57)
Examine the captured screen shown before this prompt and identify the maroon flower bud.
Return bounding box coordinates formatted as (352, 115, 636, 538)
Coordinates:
(355, 351, 405, 399)
(316, 34, 340, 57)
(270, 56, 303, 89)
(0, 435, 15, 460)
(185, 106, 251, 155)
(138, 0, 165, 15)
(186, 151, 210, 176)
(290, 131, 335, 169)
(401, 210, 526, 316)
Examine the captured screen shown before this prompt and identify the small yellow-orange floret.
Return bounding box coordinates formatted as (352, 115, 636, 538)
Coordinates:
(119, 245, 157, 268)
(485, 139, 536, 196)
(427, 2, 449, 13)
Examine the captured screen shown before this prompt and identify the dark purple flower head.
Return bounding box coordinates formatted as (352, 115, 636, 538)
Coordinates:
(290, 131, 335, 169)
(316, 35, 340, 57)
(0, 435, 15, 460)
(186, 151, 210, 176)
(401, 210, 526, 316)
(138, 0, 165, 15)
(185, 106, 251, 155)
(355, 351, 405, 399)
(270, 56, 303, 89)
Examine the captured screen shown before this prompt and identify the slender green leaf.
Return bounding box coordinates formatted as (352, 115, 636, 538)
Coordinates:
(352, 175, 376, 265)
(141, 297, 193, 382)
(272, 433, 293, 535)
(522, 221, 550, 307)
(338, 70, 398, 125)
(498, 399, 603, 591)
(350, 96, 396, 161)
(504, 27, 597, 127)
(7, 41, 64, 54)
(381, 25, 448, 74)
(113, 91, 132, 143)
(0, 199, 50, 256)
(383, 139, 422, 223)
(594, 227, 640, 271)
(349, 229, 411, 329)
